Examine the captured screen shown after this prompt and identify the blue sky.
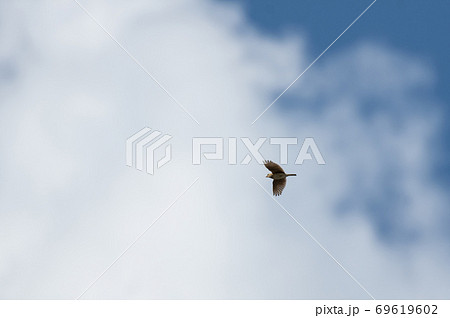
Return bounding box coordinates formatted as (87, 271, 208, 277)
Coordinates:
(217, 0, 450, 244)
(1, 0, 450, 299)
(220, 0, 450, 101)
(221, 0, 450, 184)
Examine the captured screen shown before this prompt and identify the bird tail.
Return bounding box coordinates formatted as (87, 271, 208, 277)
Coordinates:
(286, 174, 297, 177)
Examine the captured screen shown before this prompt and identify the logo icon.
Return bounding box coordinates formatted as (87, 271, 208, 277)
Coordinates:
(126, 127, 172, 175)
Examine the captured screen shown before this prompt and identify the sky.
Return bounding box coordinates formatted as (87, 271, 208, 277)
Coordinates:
(0, 0, 449, 299)
(223, 0, 450, 183)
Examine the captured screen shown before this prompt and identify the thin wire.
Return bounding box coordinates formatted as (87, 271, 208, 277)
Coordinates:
(77, 177, 200, 299)
(72, 0, 200, 126)
(251, 0, 377, 125)
(252, 177, 376, 300)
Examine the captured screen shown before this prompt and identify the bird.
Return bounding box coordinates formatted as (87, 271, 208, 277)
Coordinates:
(264, 160, 296, 196)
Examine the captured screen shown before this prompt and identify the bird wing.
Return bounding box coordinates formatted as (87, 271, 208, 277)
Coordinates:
(264, 160, 285, 174)
(272, 178, 286, 196)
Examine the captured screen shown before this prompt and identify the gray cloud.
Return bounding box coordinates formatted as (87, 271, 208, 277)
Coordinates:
(0, 0, 448, 299)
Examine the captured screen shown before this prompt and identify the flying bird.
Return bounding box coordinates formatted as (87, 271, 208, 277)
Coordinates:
(264, 160, 296, 196)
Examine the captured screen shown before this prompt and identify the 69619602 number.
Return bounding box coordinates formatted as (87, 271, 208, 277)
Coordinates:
(375, 305, 437, 315)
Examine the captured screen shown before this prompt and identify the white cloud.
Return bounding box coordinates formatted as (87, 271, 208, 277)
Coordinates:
(0, 0, 448, 299)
